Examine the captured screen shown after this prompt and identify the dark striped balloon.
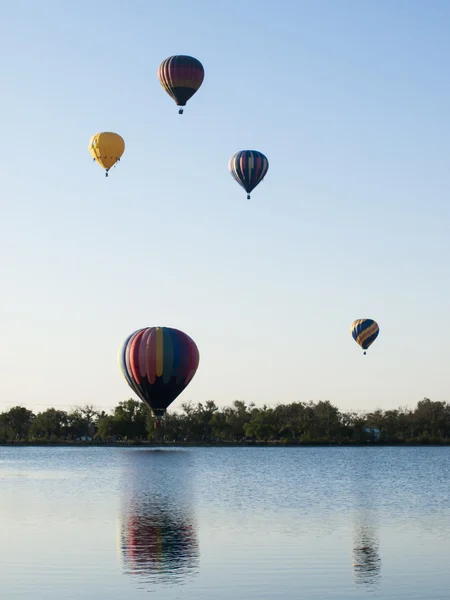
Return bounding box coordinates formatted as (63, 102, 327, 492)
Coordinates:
(118, 327, 200, 418)
(350, 319, 380, 355)
(158, 55, 204, 114)
(228, 150, 269, 199)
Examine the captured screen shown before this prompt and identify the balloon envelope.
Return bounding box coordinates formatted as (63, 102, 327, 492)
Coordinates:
(228, 150, 269, 199)
(88, 132, 125, 174)
(118, 327, 200, 418)
(350, 319, 379, 353)
(158, 55, 204, 111)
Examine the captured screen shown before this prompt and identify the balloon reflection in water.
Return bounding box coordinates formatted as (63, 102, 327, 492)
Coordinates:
(352, 520, 381, 587)
(350, 451, 381, 589)
(118, 451, 199, 586)
(120, 501, 199, 583)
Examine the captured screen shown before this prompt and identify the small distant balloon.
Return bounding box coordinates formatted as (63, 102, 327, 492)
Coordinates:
(118, 326, 200, 420)
(88, 132, 125, 177)
(351, 319, 379, 355)
(158, 55, 204, 114)
(228, 150, 269, 199)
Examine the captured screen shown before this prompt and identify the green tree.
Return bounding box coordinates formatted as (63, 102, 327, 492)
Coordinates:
(96, 414, 116, 440)
(225, 400, 253, 440)
(67, 405, 98, 439)
(244, 408, 277, 440)
(414, 398, 450, 438)
(0, 406, 35, 441)
(112, 399, 148, 439)
(30, 409, 68, 440)
(311, 400, 342, 439)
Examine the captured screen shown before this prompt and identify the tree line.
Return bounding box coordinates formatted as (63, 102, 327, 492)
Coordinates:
(1, 397, 450, 445)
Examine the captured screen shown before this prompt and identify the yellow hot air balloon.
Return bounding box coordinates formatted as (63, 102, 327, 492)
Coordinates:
(88, 132, 125, 177)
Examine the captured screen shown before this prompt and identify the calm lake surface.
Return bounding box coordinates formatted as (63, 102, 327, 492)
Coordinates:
(1, 446, 450, 599)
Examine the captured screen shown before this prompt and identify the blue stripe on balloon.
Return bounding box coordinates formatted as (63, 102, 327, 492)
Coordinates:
(362, 331, 379, 349)
(352, 319, 375, 338)
(119, 331, 136, 388)
(121, 330, 144, 398)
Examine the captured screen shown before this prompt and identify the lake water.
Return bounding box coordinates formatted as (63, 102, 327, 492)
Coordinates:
(1, 446, 450, 599)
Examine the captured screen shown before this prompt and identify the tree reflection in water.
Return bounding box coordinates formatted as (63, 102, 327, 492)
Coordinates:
(118, 450, 199, 587)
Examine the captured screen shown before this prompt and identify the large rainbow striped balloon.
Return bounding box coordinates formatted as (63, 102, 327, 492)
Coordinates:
(118, 327, 200, 418)
(350, 319, 379, 355)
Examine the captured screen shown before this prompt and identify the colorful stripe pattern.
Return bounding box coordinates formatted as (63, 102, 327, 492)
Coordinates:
(158, 55, 204, 108)
(120, 504, 198, 576)
(118, 327, 200, 418)
(228, 150, 269, 199)
(351, 319, 380, 353)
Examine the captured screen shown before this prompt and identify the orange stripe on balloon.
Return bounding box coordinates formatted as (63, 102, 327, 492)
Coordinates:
(358, 323, 378, 345)
(138, 328, 151, 378)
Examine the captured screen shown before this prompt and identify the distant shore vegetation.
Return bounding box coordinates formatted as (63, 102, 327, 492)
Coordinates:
(1, 398, 450, 446)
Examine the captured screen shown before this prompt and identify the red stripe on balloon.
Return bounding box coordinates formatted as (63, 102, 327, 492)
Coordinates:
(186, 336, 199, 384)
(176, 332, 189, 384)
(129, 329, 145, 384)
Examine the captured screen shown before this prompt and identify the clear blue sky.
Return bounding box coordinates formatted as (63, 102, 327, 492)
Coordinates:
(1, 0, 450, 415)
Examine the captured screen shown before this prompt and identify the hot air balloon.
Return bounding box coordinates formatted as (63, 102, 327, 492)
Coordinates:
(118, 327, 200, 421)
(88, 132, 125, 177)
(351, 319, 379, 355)
(228, 150, 269, 199)
(158, 55, 204, 114)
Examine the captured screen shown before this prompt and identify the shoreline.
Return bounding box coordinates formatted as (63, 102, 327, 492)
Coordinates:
(1, 440, 449, 448)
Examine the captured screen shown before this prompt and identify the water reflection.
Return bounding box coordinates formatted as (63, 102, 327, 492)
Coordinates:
(118, 450, 199, 587)
(350, 452, 382, 590)
(352, 520, 381, 587)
